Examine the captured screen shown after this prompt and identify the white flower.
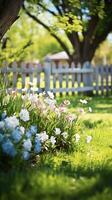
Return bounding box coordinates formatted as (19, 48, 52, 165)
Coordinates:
(55, 128, 61, 135)
(62, 132, 68, 139)
(37, 131, 49, 143)
(80, 99, 88, 104)
(20, 126, 25, 134)
(50, 136, 56, 145)
(75, 133, 80, 143)
(5, 116, 19, 130)
(0, 121, 5, 129)
(29, 94, 38, 104)
(19, 109, 29, 122)
(47, 91, 54, 99)
(86, 136, 92, 143)
(44, 97, 56, 106)
(89, 107, 92, 112)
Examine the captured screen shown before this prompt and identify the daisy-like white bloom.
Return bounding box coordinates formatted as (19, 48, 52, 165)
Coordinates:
(19, 109, 29, 122)
(89, 107, 92, 112)
(5, 116, 19, 130)
(80, 99, 88, 104)
(55, 128, 61, 135)
(50, 136, 56, 145)
(86, 135, 92, 143)
(47, 91, 54, 99)
(75, 133, 80, 143)
(62, 132, 68, 139)
(37, 131, 49, 143)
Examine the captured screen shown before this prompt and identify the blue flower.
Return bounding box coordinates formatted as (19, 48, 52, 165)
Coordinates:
(0, 133, 4, 143)
(2, 139, 16, 157)
(34, 137, 41, 153)
(12, 129, 22, 143)
(30, 125, 37, 134)
(22, 151, 30, 160)
(1, 111, 7, 120)
(23, 139, 32, 152)
(26, 130, 32, 138)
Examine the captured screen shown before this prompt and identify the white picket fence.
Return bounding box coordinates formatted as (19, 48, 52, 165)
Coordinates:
(0, 61, 112, 96)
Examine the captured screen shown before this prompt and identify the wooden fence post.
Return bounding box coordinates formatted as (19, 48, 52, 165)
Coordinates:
(12, 61, 18, 89)
(83, 61, 93, 96)
(44, 59, 51, 92)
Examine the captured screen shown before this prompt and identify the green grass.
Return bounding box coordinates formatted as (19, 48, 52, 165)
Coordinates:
(0, 95, 112, 200)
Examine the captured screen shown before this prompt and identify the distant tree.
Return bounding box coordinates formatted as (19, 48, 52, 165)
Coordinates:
(23, 0, 112, 64)
(0, 13, 62, 63)
(93, 38, 112, 64)
(0, 0, 23, 40)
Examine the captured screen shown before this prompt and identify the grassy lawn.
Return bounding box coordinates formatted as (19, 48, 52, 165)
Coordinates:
(0, 96, 112, 200)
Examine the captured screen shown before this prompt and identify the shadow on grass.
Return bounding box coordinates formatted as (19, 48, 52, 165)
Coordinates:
(0, 158, 112, 200)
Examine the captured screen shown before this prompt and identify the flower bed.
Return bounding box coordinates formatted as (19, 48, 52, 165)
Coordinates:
(0, 89, 92, 166)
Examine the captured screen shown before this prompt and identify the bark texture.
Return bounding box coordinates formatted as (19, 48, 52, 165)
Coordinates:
(0, 0, 23, 40)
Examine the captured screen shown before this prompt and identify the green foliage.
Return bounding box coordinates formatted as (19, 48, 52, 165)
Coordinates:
(0, 12, 63, 64)
(93, 39, 112, 64)
(24, 0, 112, 63)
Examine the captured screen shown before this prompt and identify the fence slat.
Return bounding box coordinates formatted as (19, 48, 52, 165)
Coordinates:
(105, 66, 109, 96)
(94, 66, 99, 95)
(100, 66, 104, 95)
(58, 63, 63, 96)
(65, 63, 69, 95)
(21, 62, 26, 88)
(71, 62, 75, 95)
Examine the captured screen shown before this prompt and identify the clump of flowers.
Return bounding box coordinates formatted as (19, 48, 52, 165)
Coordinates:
(0, 90, 92, 165)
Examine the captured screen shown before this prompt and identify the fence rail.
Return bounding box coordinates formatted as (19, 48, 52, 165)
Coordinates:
(0, 61, 112, 96)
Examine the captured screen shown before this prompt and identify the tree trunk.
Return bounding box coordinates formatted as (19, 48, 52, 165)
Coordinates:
(0, 0, 23, 40)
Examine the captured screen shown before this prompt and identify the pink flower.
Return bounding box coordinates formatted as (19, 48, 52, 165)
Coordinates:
(66, 114, 77, 123)
(59, 106, 67, 113)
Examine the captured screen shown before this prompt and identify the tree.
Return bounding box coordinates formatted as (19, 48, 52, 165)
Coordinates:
(93, 38, 112, 64)
(23, 0, 112, 64)
(0, 12, 62, 63)
(0, 0, 23, 40)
